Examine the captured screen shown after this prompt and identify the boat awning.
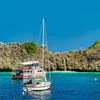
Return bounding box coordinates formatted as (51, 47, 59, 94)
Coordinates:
(22, 61, 39, 65)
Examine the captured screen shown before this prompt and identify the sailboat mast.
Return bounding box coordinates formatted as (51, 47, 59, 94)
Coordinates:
(42, 19, 45, 69)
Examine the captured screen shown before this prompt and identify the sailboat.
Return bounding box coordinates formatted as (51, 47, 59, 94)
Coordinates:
(23, 19, 51, 92)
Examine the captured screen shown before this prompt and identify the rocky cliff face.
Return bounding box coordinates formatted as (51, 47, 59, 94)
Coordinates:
(0, 42, 34, 69)
(1, 41, 100, 71)
(48, 50, 89, 71)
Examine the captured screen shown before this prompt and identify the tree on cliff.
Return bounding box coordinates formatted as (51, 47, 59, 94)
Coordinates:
(21, 41, 38, 54)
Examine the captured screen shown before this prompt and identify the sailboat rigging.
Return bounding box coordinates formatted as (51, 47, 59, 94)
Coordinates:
(22, 19, 51, 93)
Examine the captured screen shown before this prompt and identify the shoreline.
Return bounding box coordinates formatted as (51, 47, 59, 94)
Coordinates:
(0, 70, 100, 73)
(54, 70, 76, 72)
(48, 71, 100, 73)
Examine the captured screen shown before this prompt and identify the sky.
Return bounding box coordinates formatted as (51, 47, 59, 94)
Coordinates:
(0, 0, 100, 52)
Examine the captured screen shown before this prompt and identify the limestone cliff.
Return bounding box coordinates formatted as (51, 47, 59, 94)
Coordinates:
(0, 41, 100, 71)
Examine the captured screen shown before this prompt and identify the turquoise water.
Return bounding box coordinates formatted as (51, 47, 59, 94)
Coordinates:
(0, 72, 100, 100)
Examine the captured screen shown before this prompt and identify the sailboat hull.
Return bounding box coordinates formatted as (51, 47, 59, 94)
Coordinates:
(23, 82, 51, 91)
(23, 86, 50, 91)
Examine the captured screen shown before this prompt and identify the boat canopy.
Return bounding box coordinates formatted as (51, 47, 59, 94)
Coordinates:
(22, 61, 39, 65)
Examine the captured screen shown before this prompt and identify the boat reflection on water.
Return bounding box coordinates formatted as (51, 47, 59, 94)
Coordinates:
(28, 90, 51, 100)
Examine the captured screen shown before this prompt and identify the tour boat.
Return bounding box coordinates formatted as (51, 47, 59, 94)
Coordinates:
(12, 61, 46, 79)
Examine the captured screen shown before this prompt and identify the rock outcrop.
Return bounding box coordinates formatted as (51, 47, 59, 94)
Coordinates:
(0, 40, 100, 71)
(0, 42, 34, 69)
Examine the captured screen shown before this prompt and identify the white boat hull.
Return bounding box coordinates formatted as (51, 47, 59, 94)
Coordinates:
(23, 82, 51, 91)
(23, 86, 50, 91)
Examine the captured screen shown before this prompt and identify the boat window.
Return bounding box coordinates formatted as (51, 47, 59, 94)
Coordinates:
(19, 70, 22, 73)
(21, 71, 23, 73)
(27, 70, 29, 73)
(30, 70, 32, 73)
(33, 63, 38, 68)
(33, 78, 45, 82)
(29, 64, 32, 67)
(36, 63, 38, 66)
(16, 71, 20, 75)
(33, 63, 36, 68)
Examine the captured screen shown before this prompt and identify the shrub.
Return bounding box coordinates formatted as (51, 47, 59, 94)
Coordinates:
(21, 41, 38, 54)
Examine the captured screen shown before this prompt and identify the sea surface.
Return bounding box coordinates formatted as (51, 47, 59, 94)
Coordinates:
(0, 72, 100, 100)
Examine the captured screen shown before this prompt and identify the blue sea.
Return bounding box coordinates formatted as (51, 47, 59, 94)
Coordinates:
(0, 72, 100, 100)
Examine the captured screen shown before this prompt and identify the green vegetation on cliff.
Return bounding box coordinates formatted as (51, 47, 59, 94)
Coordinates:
(21, 41, 38, 54)
(87, 40, 100, 51)
(83, 40, 100, 56)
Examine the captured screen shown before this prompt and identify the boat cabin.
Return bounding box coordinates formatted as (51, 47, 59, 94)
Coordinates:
(23, 68, 46, 78)
(12, 61, 46, 79)
(22, 61, 39, 68)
